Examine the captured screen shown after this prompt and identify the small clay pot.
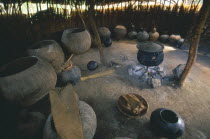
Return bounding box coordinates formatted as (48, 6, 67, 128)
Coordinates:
(128, 31, 138, 39)
(57, 65, 81, 86)
(137, 28, 149, 42)
(177, 38, 185, 48)
(87, 61, 98, 71)
(98, 27, 111, 38)
(101, 37, 112, 47)
(169, 34, 182, 46)
(149, 28, 159, 41)
(114, 25, 127, 40)
(150, 108, 185, 138)
(159, 35, 169, 43)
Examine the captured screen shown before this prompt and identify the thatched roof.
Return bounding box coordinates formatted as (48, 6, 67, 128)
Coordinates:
(0, 0, 129, 5)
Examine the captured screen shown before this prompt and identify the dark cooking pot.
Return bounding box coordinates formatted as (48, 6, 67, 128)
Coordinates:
(101, 36, 112, 47)
(150, 108, 185, 138)
(137, 42, 164, 66)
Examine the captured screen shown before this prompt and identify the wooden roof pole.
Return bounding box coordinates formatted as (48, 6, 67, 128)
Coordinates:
(88, 0, 107, 66)
(179, 0, 210, 86)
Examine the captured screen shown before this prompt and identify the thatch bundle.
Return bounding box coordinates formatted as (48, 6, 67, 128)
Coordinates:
(0, 0, 202, 42)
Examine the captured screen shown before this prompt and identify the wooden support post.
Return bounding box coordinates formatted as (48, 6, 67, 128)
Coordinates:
(88, 0, 107, 65)
(179, 0, 210, 86)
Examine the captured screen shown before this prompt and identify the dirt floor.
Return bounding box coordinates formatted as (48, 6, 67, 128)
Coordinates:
(71, 40, 210, 139)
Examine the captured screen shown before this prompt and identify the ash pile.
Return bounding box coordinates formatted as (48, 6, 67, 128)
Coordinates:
(128, 64, 166, 88)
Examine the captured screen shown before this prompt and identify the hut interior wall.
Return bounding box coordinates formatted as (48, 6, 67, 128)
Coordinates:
(0, 0, 203, 65)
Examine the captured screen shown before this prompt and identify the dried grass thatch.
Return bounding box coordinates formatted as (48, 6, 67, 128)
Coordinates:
(0, 0, 202, 42)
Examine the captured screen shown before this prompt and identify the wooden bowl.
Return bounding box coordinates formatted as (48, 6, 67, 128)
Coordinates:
(117, 93, 148, 118)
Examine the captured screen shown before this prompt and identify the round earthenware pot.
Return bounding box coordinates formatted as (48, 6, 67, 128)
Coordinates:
(61, 28, 91, 54)
(150, 108, 185, 138)
(0, 56, 57, 106)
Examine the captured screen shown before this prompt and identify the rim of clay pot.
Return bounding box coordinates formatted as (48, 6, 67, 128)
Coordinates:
(160, 109, 178, 124)
(29, 40, 56, 49)
(137, 42, 164, 52)
(72, 28, 86, 33)
(0, 57, 38, 77)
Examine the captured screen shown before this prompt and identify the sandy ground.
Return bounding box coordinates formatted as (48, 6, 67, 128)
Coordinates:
(71, 40, 210, 139)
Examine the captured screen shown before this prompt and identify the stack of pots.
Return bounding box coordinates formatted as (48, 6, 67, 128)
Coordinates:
(114, 25, 127, 40)
(128, 24, 137, 39)
(98, 27, 112, 47)
(61, 28, 91, 54)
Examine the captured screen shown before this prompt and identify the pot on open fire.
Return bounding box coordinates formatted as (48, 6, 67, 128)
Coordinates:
(137, 42, 164, 67)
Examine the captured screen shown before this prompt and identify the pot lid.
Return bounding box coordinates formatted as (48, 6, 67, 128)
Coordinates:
(137, 42, 164, 52)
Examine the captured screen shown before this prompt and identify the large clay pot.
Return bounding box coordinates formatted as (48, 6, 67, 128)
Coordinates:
(137, 28, 149, 42)
(27, 40, 65, 70)
(61, 28, 91, 54)
(0, 56, 57, 106)
(98, 27, 111, 38)
(169, 34, 182, 46)
(149, 28, 159, 41)
(43, 101, 97, 139)
(150, 108, 185, 138)
(114, 25, 127, 40)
